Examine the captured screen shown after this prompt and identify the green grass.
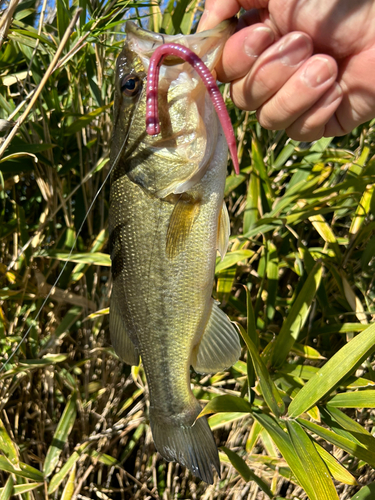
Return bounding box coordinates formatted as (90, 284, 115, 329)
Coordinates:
(1, 0, 375, 498)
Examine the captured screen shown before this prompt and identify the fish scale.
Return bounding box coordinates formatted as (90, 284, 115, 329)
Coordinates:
(108, 19, 241, 483)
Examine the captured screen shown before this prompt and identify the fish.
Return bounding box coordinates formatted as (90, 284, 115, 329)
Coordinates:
(108, 19, 241, 484)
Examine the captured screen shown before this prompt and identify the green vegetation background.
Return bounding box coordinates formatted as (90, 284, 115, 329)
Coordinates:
(1, 1, 375, 498)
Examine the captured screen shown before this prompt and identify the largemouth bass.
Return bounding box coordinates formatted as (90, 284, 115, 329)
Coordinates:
(109, 20, 241, 484)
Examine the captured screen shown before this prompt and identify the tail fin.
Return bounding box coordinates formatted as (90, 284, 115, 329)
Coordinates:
(151, 414, 220, 484)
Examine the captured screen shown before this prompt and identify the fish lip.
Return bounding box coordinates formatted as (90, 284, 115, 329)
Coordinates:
(125, 18, 236, 44)
(125, 19, 236, 70)
(125, 20, 166, 47)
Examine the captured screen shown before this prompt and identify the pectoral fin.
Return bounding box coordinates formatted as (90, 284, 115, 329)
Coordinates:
(217, 201, 230, 260)
(166, 196, 200, 259)
(109, 292, 139, 366)
(191, 300, 241, 374)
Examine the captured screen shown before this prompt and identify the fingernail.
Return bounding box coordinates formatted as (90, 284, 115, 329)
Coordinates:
(303, 56, 335, 87)
(321, 83, 343, 107)
(197, 10, 209, 32)
(244, 26, 274, 57)
(278, 33, 311, 67)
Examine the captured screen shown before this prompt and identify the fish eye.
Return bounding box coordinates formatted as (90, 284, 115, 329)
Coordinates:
(121, 74, 142, 97)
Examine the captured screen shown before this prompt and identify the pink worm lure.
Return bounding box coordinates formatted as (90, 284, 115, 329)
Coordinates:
(146, 43, 239, 175)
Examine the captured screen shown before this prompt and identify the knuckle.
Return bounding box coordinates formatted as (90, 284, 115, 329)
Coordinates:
(257, 109, 279, 130)
(230, 86, 255, 111)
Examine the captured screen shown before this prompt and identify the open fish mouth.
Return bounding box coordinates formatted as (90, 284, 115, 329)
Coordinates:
(125, 19, 236, 73)
(113, 18, 237, 198)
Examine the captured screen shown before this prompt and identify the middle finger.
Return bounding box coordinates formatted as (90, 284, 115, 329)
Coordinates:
(231, 32, 313, 110)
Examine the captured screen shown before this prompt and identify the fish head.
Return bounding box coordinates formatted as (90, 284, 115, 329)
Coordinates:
(110, 19, 236, 198)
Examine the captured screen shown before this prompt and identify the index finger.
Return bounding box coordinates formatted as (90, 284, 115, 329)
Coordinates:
(198, 0, 269, 31)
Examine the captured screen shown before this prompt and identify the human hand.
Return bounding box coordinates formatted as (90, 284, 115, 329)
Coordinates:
(199, 0, 375, 140)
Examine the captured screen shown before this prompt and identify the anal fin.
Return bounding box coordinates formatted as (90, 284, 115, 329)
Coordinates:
(109, 292, 139, 366)
(191, 300, 241, 374)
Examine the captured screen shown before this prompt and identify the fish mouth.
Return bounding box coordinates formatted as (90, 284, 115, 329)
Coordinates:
(118, 20, 236, 198)
(125, 19, 236, 71)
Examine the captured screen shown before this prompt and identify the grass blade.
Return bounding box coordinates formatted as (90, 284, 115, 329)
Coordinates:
(199, 395, 252, 417)
(237, 324, 285, 417)
(349, 184, 374, 238)
(221, 446, 273, 498)
(215, 250, 254, 273)
(252, 412, 312, 496)
(243, 171, 259, 233)
(216, 266, 237, 303)
(320, 407, 371, 448)
(286, 420, 339, 500)
(288, 322, 375, 417)
(0, 457, 44, 481)
(298, 418, 375, 467)
(48, 443, 90, 494)
(224, 173, 247, 196)
(324, 406, 375, 450)
(40, 251, 111, 266)
(272, 262, 323, 367)
(0, 418, 19, 466)
(341, 272, 368, 324)
(0, 476, 13, 500)
(43, 391, 77, 478)
(0, 483, 42, 496)
(328, 390, 375, 408)
(61, 463, 75, 500)
(308, 214, 341, 259)
(64, 104, 111, 135)
(350, 482, 375, 500)
(246, 419, 263, 453)
(314, 442, 357, 486)
(171, 0, 192, 34)
(208, 412, 247, 430)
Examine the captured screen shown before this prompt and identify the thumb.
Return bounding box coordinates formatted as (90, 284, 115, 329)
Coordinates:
(198, 0, 269, 32)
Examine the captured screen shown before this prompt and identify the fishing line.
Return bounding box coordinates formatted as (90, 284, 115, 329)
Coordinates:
(0, 96, 143, 373)
(5, 161, 106, 275)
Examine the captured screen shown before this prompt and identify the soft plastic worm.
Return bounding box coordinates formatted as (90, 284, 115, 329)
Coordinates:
(146, 43, 239, 174)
